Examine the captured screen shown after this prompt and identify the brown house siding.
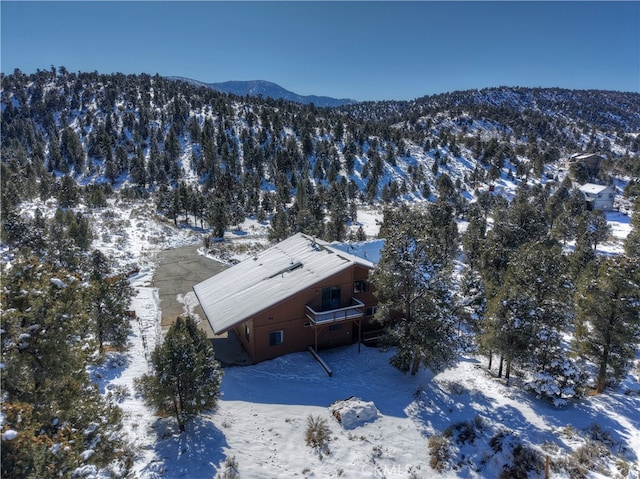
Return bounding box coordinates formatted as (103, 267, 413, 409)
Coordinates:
(233, 264, 377, 363)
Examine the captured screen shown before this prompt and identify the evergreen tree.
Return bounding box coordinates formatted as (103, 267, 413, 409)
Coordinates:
(136, 316, 223, 432)
(1, 257, 127, 477)
(583, 210, 610, 251)
(371, 206, 459, 375)
(268, 205, 290, 242)
(89, 250, 134, 352)
(624, 197, 640, 258)
(461, 204, 487, 268)
(482, 241, 572, 383)
(58, 174, 78, 208)
(574, 256, 640, 393)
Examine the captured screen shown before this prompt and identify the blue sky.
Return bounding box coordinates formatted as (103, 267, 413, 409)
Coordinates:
(2, 1, 638, 101)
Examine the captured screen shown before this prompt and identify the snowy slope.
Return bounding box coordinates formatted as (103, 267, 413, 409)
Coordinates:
(82, 201, 640, 479)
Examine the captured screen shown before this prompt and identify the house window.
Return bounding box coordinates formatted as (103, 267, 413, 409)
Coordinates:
(303, 321, 312, 328)
(329, 323, 342, 331)
(366, 306, 378, 317)
(245, 324, 250, 342)
(269, 330, 284, 346)
(354, 280, 369, 294)
(322, 286, 341, 310)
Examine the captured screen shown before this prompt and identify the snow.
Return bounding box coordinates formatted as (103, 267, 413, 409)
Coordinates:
(330, 239, 385, 265)
(330, 397, 379, 429)
(50, 277, 67, 288)
(14, 196, 639, 478)
(2, 429, 18, 441)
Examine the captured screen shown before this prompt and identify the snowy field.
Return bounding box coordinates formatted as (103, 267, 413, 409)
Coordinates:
(73, 197, 639, 479)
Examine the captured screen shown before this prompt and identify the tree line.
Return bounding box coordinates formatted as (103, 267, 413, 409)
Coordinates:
(372, 184, 640, 404)
(2, 68, 639, 248)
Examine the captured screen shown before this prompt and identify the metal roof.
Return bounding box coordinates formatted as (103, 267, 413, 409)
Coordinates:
(193, 233, 375, 334)
(579, 183, 611, 195)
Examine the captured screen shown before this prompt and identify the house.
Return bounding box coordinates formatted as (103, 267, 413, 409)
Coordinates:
(193, 233, 382, 364)
(579, 183, 616, 211)
(568, 153, 603, 176)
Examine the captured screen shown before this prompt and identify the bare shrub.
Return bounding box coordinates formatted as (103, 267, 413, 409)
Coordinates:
(305, 415, 331, 452)
(489, 430, 507, 453)
(446, 419, 478, 445)
(553, 440, 609, 479)
(499, 443, 543, 479)
(586, 423, 616, 448)
(216, 455, 239, 479)
(428, 434, 451, 472)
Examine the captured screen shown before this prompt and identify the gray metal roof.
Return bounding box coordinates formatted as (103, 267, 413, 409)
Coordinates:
(579, 183, 611, 195)
(193, 233, 375, 334)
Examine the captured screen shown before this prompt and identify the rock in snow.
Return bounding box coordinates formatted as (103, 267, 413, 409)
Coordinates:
(330, 397, 378, 429)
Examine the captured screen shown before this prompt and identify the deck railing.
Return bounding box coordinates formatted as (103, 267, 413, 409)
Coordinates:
(305, 297, 365, 325)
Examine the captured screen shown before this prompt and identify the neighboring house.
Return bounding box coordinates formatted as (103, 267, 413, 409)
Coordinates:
(579, 183, 616, 211)
(568, 152, 602, 171)
(193, 233, 382, 364)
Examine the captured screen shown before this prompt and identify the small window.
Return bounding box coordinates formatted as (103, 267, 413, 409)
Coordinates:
(303, 321, 312, 328)
(366, 306, 378, 317)
(354, 280, 369, 294)
(245, 324, 250, 342)
(269, 330, 284, 346)
(329, 323, 342, 331)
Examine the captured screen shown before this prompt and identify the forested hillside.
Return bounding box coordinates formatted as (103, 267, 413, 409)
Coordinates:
(2, 67, 640, 478)
(2, 67, 639, 242)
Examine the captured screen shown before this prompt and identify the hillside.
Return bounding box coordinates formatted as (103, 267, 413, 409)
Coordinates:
(2, 70, 639, 237)
(1, 68, 640, 478)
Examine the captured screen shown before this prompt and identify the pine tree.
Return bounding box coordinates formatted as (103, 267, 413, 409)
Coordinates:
(58, 174, 78, 208)
(482, 241, 573, 383)
(1, 257, 127, 477)
(625, 197, 640, 258)
(89, 251, 134, 352)
(268, 205, 290, 242)
(574, 256, 640, 393)
(136, 316, 223, 432)
(371, 206, 459, 375)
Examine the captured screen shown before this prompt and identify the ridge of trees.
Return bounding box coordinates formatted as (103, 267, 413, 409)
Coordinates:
(2, 67, 639, 244)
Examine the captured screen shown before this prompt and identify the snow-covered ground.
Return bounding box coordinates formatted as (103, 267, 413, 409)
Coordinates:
(77, 198, 639, 479)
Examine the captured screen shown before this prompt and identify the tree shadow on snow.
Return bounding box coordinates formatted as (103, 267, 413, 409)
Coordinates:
(143, 416, 228, 479)
(220, 345, 429, 418)
(89, 351, 129, 393)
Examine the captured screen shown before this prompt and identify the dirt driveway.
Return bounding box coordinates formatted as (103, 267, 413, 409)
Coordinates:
(151, 244, 226, 337)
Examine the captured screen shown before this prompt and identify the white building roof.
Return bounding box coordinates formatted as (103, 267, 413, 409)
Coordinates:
(579, 183, 611, 195)
(572, 153, 600, 160)
(193, 233, 375, 334)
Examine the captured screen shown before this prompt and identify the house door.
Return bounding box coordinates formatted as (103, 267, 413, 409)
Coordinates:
(322, 286, 341, 310)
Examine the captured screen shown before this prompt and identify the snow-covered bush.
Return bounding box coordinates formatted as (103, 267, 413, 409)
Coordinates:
(525, 357, 588, 406)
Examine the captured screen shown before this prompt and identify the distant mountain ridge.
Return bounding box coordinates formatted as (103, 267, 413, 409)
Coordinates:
(167, 77, 358, 107)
